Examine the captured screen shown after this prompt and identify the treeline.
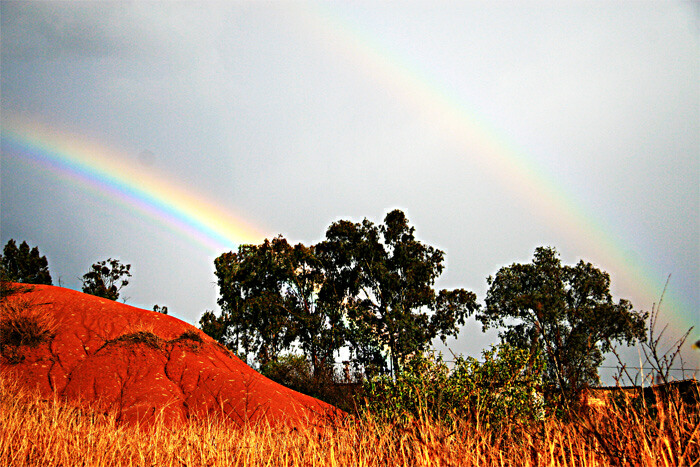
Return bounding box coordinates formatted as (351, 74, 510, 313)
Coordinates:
(0, 240, 163, 312)
(202, 210, 478, 380)
(1, 209, 648, 401)
(199, 209, 647, 401)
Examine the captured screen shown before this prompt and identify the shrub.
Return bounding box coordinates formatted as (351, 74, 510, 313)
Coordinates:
(170, 330, 204, 352)
(362, 344, 546, 427)
(261, 354, 313, 390)
(260, 354, 358, 413)
(0, 295, 57, 362)
(174, 329, 204, 344)
(0, 281, 33, 301)
(102, 331, 163, 350)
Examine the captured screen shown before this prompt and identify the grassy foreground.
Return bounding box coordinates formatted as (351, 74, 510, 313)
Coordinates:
(1, 377, 698, 467)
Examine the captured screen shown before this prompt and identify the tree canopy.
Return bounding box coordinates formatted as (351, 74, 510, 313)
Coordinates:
(210, 210, 478, 376)
(477, 246, 647, 394)
(316, 210, 478, 375)
(213, 236, 345, 371)
(0, 239, 52, 285)
(81, 258, 131, 301)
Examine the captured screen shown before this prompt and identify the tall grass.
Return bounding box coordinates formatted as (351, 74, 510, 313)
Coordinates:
(1, 376, 697, 467)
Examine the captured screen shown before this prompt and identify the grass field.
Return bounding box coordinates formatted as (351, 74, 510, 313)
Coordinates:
(1, 377, 698, 467)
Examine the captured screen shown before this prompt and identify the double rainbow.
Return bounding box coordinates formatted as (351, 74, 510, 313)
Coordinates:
(1, 4, 694, 338)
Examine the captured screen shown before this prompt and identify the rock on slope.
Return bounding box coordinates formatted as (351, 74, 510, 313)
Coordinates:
(0, 284, 341, 426)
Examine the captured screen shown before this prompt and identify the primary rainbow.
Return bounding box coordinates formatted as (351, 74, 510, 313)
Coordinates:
(2, 118, 266, 253)
(303, 3, 695, 334)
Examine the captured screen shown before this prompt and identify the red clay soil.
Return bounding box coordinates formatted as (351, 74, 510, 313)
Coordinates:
(0, 283, 343, 427)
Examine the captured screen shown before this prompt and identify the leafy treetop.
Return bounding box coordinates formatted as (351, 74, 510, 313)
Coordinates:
(214, 236, 345, 372)
(81, 258, 131, 301)
(315, 209, 478, 374)
(0, 239, 52, 285)
(477, 246, 647, 396)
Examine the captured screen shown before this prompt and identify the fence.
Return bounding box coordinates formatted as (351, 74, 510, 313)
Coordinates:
(582, 379, 700, 412)
(325, 359, 700, 385)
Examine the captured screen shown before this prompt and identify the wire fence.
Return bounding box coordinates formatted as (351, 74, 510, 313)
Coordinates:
(327, 359, 699, 372)
(324, 359, 699, 385)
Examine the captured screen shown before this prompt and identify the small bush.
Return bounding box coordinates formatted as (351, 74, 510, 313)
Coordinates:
(105, 331, 163, 350)
(261, 354, 314, 390)
(173, 329, 203, 344)
(0, 295, 57, 361)
(169, 330, 204, 353)
(261, 354, 358, 413)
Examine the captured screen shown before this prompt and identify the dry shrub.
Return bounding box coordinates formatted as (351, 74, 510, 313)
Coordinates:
(173, 329, 204, 345)
(99, 321, 164, 350)
(99, 327, 207, 354)
(0, 281, 33, 301)
(0, 295, 57, 361)
(107, 331, 164, 349)
(122, 320, 157, 336)
(169, 329, 205, 353)
(577, 381, 700, 466)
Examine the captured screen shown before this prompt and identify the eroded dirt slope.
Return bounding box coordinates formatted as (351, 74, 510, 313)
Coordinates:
(0, 284, 341, 426)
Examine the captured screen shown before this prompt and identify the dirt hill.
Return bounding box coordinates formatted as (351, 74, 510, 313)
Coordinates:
(0, 283, 342, 426)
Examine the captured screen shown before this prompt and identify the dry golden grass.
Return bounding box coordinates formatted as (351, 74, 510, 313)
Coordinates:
(0, 376, 698, 467)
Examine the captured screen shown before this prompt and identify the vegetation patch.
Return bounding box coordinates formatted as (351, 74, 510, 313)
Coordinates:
(99, 330, 207, 353)
(172, 329, 203, 344)
(169, 330, 204, 352)
(103, 331, 164, 350)
(362, 345, 546, 427)
(0, 281, 34, 301)
(0, 295, 57, 363)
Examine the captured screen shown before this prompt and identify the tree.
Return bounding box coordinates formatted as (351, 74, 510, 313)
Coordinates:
(477, 246, 647, 397)
(199, 309, 230, 346)
(316, 210, 478, 375)
(81, 258, 131, 301)
(0, 239, 52, 285)
(214, 236, 345, 370)
(153, 304, 168, 315)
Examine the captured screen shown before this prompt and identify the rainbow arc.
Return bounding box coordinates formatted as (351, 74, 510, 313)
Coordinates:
(2, 119, 265, 253)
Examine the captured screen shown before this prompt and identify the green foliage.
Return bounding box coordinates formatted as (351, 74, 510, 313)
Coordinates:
(362, 344, 546, 427)
(212, 210, 478, 377)
(81, 258, 131, 301)
(260, 354, 316, 392)
(198, 309, 229, 345)
(0, 239, 52, 285)
(260, 353, 357, 413)
(478, 246, 647, 398)
(214, 236, 345, 369)
(316, 210, 478, 375)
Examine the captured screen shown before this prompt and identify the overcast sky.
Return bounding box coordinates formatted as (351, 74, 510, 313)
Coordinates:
(2, 1, 698, 381)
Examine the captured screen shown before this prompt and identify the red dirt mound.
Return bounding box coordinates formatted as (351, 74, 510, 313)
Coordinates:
(0, 283, 342, 426)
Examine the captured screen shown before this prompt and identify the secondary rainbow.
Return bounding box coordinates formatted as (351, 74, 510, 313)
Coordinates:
(303, 3, 694, 333)
(2, 118, 265, 253)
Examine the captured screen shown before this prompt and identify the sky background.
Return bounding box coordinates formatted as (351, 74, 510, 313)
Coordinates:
(2, 1, 698, 383)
